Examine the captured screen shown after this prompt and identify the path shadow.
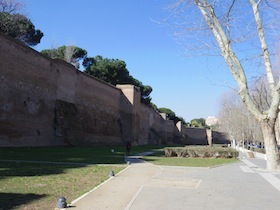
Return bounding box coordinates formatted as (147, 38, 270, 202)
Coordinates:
(0, 148, 155, 179)
(0, 161, 88, 178)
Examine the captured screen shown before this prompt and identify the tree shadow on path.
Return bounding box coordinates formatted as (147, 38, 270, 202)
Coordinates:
(0, 192, 46, 210)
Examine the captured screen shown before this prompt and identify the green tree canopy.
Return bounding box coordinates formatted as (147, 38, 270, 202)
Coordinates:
(158, 108, 176, 119)
(177, 116, 188, 126)
(83, 55, 152, 104)
(157, 107, 187, 124)
(0, 12, 43, 46)
(190, 118, 208, 128)
(150, 102, 158, 111)
(83, 56, 130, 85)
(41, 45, 87, 68)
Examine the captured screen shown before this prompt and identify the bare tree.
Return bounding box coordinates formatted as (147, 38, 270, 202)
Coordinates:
(0, 0, 24, 14)
(218, 91, 262, 148)
(168, 0, 280, 170)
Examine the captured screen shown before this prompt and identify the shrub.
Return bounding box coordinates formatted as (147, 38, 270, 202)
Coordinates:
(164, 146, 238, 159)
(174, 148, 188, 157)
(187, 149, 199, 157)
(203, 151, 211, 158)
(164, 148, 177, 157)
(165, 147, 189, 157)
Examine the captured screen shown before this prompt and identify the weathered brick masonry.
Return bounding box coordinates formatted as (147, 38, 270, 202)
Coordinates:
(0, 33, 179, 147)
(0, 32, 229, 147)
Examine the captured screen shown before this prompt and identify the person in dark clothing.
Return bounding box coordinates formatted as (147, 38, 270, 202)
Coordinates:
(126, 141, 131, 155)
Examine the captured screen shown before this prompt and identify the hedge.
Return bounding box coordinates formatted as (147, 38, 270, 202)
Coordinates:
(164, 146, 239, 158)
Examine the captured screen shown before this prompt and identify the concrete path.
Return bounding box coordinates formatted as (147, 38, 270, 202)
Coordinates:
(70, 153, 280, 210)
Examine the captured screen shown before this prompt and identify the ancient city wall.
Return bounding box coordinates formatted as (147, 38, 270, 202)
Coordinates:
(182, 127, 208, 145)
(212, 131, 230, 144)
(0, 32, 229, 147)
(180, 127, 230, 145)
(0, 33, 127, 146)
(1, 34, 58, 146)
(137, 104, 168, 145)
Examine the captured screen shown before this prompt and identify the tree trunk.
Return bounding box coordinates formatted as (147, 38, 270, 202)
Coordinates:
(261, 120, 280, 171)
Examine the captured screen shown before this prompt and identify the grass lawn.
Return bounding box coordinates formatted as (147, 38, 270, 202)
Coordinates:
(0, 145, 162, 209)
(0, 162, 124, 209)
(0, 145, 239, 209)
(0, 146, 127, 164)
(0, 145, 161, 164)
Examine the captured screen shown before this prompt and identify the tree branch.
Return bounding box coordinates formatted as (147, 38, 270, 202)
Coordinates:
(195, 0, 263, 120)
(249, 0, 279, 119)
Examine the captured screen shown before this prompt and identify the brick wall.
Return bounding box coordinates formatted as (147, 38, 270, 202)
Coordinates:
(0, 32, 229, 147)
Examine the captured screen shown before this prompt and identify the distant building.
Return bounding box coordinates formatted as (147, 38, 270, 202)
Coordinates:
(206, 116, 219, 127)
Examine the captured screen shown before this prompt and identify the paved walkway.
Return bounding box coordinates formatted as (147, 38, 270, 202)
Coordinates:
(69, 152, 280, 210)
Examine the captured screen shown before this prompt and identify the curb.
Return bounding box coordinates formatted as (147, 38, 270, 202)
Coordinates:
(70, 164, 132, 205)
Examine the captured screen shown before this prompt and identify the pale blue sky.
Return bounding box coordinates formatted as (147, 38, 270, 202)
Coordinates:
(24, 0, 234, 122)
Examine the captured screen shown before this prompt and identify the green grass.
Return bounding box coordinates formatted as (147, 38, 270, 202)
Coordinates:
(0, 145, 163, 209)
(0, 161, 124, 209)
(0, 146, 139, 209)
(0, 146, 127, 164)
(0, 162, 123, 209)
(0, 145, 239, 209)
(128, 145, 163, 155)
(0, 145, 162, 164)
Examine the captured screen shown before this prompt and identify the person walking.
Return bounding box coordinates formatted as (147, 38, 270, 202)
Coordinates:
(126, 141, 131, 155)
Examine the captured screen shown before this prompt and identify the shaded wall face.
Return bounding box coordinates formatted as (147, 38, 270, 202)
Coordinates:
(181, 128, 230, 145)
(212, 131, 230, 144)
(0, 33, 128, 147)
(182, 127, 208, 145)
(148, 109, 167, 145)
(165, 120, 177, 144)
(136, 104, 183, 146)
(137, 105, 166, 145)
